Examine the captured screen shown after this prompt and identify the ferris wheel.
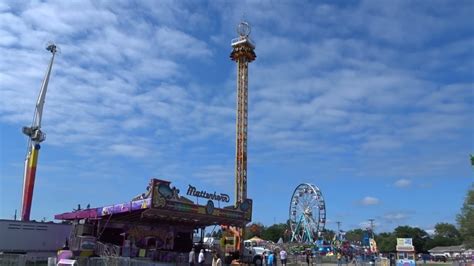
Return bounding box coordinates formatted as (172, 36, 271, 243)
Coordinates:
(289, 183, 326, 243)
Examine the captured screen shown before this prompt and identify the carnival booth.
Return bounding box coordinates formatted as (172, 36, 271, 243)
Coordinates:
(55, 179, 252, 263)
(396, 238, 416, 266)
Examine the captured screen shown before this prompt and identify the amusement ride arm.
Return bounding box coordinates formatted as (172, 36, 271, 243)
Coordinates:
(20, 43, 57, 221)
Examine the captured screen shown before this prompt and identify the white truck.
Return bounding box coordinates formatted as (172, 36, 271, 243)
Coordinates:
(243, 241, 271, 265)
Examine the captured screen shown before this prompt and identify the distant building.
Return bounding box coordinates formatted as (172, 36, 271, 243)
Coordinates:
(428, 245, 471, 258)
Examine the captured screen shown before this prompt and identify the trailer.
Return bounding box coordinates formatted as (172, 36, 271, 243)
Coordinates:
(0, 219, 71, 261)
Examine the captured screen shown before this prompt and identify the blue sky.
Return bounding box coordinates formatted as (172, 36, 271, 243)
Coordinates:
(0, 1, 473, 234)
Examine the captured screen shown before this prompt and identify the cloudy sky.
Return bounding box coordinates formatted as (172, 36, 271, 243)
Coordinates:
(0, 0, 473, 233)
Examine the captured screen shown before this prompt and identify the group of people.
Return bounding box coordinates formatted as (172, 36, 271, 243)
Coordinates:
(189, 247, 287, 266)
(263, 249, 288, 266)
(189, 247, 222, 266)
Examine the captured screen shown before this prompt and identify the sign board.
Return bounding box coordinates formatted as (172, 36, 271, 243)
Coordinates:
(396, 238, 414, 252)
(396, 238, 413, 246)
(396, 245, 415, 252)
(369, 238, 378, 253)
(186, 185, 230, 202)
(151, 179, 252, 222)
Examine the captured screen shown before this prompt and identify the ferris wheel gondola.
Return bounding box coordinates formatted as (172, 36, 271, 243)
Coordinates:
(289, 183, 326, 243)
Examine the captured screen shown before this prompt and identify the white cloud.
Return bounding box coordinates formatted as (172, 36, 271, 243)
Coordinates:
(154, 27, 212, 58)
(384, 213, 408, 220)
(0, 2, 470, 175)
(361, 135, 402, 151)
(193, 165, 233, 187)
(394, 179, 412, 188)
(0, 2, 10, 12)
(0, 1, 227, 163)
(109, 144, 151, 158)
(382, 212, 410, 223)
(22, 1, 118, 35)
(360, 196, 380, 206)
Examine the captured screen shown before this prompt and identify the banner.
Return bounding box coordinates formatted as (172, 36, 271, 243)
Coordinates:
(396, 238, 412, 246)
(369, 238, 377, 253)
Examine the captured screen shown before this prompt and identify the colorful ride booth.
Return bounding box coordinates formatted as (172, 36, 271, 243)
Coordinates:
(395, 238, 416, 266)
(54, 179, 252, 264)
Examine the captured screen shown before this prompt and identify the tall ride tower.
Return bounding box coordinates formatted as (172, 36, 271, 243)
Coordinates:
(231, 22, 256, 206)
(21, 43, 57, 221)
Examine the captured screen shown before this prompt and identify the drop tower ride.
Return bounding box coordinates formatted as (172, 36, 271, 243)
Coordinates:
(230, 22, 256, 256)
(231, 21, 256, 207)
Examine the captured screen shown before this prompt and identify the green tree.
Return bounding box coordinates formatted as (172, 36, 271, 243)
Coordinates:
(345, 229, 365, 244)
(457, 183, 474, 248)
(434, 223, 461, 239)
(262, 223, 287, 242)
(425, 223, 462, 250)
(394, 226, 429, 253)
(320, 229, 335, 242)
(376, 232, 396, 253)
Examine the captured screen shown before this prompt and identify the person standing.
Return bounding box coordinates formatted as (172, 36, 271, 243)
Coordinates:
(189, 248, 196, 266)
(306, 250, 312, 266)
(212, 253, 222, 266)
(280, 249, 287, 266)
(268, 252, 275, 266)
(337, 252, 342, 266)
(198, 249, 205, 266)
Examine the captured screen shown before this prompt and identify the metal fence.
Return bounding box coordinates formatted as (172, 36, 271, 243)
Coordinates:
(0, 254, 27, 265)
(267, 254, 389, 266)
(76, 257, 173, 266)
(51, 256, 181, 266)
(4, 253, 470, 266)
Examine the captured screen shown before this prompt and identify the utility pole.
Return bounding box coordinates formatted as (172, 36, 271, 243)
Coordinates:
(336, 221, 341, 242)
(368, 219, 375, 238)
